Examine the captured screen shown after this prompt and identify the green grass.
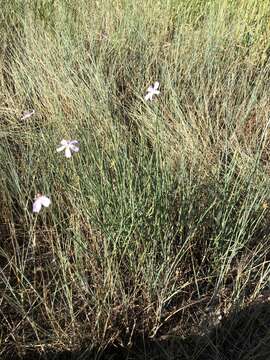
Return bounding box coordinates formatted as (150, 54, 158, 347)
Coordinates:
(1, 0, 270, 358)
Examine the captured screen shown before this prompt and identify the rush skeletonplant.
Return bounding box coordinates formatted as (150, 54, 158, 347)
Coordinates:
(1, 1, 270, 359)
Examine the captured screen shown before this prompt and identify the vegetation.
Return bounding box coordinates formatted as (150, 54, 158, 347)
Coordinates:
(1, 0, 270, 358)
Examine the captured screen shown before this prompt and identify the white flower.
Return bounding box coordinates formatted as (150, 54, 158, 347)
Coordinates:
(21, 109, 35, 120)
(32, 194, 51, 213)
(144, 81, 160, 101)
(56, 139, 79, 158)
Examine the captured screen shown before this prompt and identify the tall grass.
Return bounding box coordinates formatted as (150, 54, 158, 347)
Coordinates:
(1, 0, 270, 358)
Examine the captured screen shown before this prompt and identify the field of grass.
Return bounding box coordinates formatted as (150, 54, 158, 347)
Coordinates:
(1, 0, 270, 358)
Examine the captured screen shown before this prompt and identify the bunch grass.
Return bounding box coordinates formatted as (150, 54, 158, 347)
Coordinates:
(1, 0, 270, 358)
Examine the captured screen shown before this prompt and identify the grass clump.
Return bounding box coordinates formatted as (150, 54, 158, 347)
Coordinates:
(1, 0, 270, 358)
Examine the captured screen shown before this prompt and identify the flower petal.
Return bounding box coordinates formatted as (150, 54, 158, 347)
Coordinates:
(56, 145, 66, 152)
(154, 81, 159, 90)
(144, 93, 153, 101)
(33, 199, 42, 213)
(65, 147, 72, 158)
(60, 139, 68, 146)
(70, 144, 79, 152)
(69, 140, 78, 145)
(40, 196, 51, 207)
(147, 85, 154, 92)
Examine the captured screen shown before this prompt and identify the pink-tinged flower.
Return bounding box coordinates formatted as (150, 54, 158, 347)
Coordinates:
(21, 109, 35, 120)
(144, 81, 160, 101)
(56, 140, 79, 158)
(32, 194, 51, 213)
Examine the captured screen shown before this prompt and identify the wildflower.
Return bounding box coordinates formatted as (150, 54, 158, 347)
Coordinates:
(21, 109, 35, 120)
(32, 194, 51, 213)
(144, 81, 160, 101)
(56, 139, 79, 158)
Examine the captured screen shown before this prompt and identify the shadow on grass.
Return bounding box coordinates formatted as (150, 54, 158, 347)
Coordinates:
(9, 301, 270, 360)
